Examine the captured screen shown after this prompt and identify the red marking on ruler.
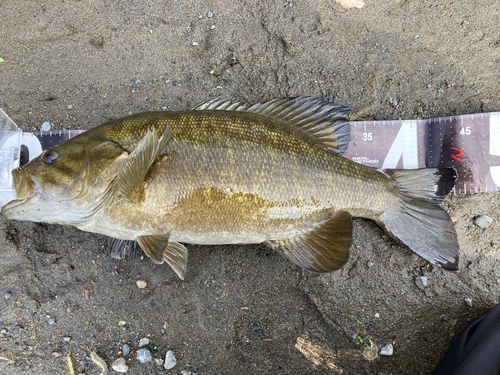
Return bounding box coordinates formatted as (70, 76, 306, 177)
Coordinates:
(451, 147, 464, 162)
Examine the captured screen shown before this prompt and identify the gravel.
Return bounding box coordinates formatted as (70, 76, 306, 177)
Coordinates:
(112, 358, 129, 373)
(474, 215, 493, 228)
(380, 343, 394, 356)
(164, 350, 177, 370)
(122, 344, 130, 357)
(136, 348, 152, 363)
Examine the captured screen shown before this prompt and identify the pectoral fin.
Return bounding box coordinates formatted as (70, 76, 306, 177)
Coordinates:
(267, 211, 353, 273)
(117, 125, 172, 203)
(137, 234, 188, 280)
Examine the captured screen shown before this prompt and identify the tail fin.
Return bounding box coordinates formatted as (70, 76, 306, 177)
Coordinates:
(381, 168, 459, 270)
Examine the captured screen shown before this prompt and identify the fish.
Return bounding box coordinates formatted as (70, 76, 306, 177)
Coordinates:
(1, 97, 459, 279)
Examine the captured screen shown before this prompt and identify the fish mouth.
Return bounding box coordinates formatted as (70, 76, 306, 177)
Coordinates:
(1, 173, 43, 219)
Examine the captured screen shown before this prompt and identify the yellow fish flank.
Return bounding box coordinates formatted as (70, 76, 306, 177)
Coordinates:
(2, 97, 460, 279)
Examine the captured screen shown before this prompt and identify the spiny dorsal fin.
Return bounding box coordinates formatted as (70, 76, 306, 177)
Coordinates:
(193, 97, 351, 155)
(267, 211, 353, 273)
(192, 99, 249, 112)
(117, 125, 172, 203)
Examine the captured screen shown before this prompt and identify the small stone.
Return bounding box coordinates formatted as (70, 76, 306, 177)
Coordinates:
(4, 293, 11, 300)
(181, 370, 192, 375)
(380, 343, 393, 356)
(134, 79, 141, 85)
(136, 280, 147, 289)
(164, 80, 170, 85)
(112, 358, 129, 373)
(465, 298, 472, 307)
(474, 215, 493, 228)
(41, 122, 51, 131)
(139, 338, 150, 347)
(350, 333, 358, 340)
(149, 30, 153, 34)
(155, 358, 164, 366)
(164, 350, 176, 370)
(122, 344, 130, 357)
(198, 14, 202, 19)
(0, 329, 6, 334)
(63, 336, 71, 342)
(192, 42, 199, 46)
(69, 115, 76, 122)
(367, 261, 374, 268)
(207, 12, 213, 18)
(449, 210, 460, 223)
(173, 81, 180, 86)
(415, 276, 428, 289)
(52, 349, 62, 357)
(137, 348, 152, 363)
(48, 318, 56, 325)
(67, 104, 73, 110)
(427, 84, 432, 88)
(374, 313, 380, 318)
(160, 328, 166, 335)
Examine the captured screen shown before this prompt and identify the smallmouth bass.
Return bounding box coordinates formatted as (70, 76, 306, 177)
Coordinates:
(1, 97, 459, 279)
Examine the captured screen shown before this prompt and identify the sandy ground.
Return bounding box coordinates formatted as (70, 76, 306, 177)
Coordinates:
(1, 0, 500, 374)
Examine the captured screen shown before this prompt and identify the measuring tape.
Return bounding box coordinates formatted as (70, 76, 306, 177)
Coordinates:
(1, 111, 499, 208)
(345, 112, 500, 194)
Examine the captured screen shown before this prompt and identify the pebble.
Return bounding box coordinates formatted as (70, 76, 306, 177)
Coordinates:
(427, 84, 432, 88)
(192, 42, 199, 46)
(198, 14, 202, 19)
(0, 329, 6, 334)
(474, 215, 493, 228)
(67, 104, 73, 110)
(449, 210, 460, 223)
(155, 358, 164, 366)
(367, 261, 374, 268)
(4, 293, 11, 300)
(112, 358, 129, 373)
(207, 12, 213, 18)
(136, 348, 152, 363)
(139, 337, 150, 347)
(136, 280, 147, 289)
(380, 343, 393, 356)
(69, 115, 76, 122)
(165, 80, 170, 85)
(52, 349, 62, 357)
(63, 336, 71, 342)
(211, 25, 216, 30)
(134, 79, 141, 85)
(48, 318, 56, 325)
(41, 122, 51, 131)
(415, 276, 428, 289)
(164, 350, 177, 370)
(173, 81, 180, 86)
(181, 371, 192, 375)
(465, 298, 473, 307)
(122, 344, 130, 357)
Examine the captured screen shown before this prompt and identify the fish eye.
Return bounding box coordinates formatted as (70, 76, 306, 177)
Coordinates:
(43, 150, 59, 164)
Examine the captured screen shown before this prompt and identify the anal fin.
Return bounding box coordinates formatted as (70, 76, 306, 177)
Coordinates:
(267, 211, 353, 273)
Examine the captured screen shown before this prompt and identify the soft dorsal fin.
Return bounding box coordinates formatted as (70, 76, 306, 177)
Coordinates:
(193, 97, 351, 155)
(267, 211, 353, 273)
(117, 125, 172, 203)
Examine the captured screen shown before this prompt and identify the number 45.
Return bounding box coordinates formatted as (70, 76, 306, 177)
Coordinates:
(460, 127, 471, 135)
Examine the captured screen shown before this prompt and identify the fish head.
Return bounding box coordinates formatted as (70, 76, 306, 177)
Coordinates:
(2, 133, 128, 225)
